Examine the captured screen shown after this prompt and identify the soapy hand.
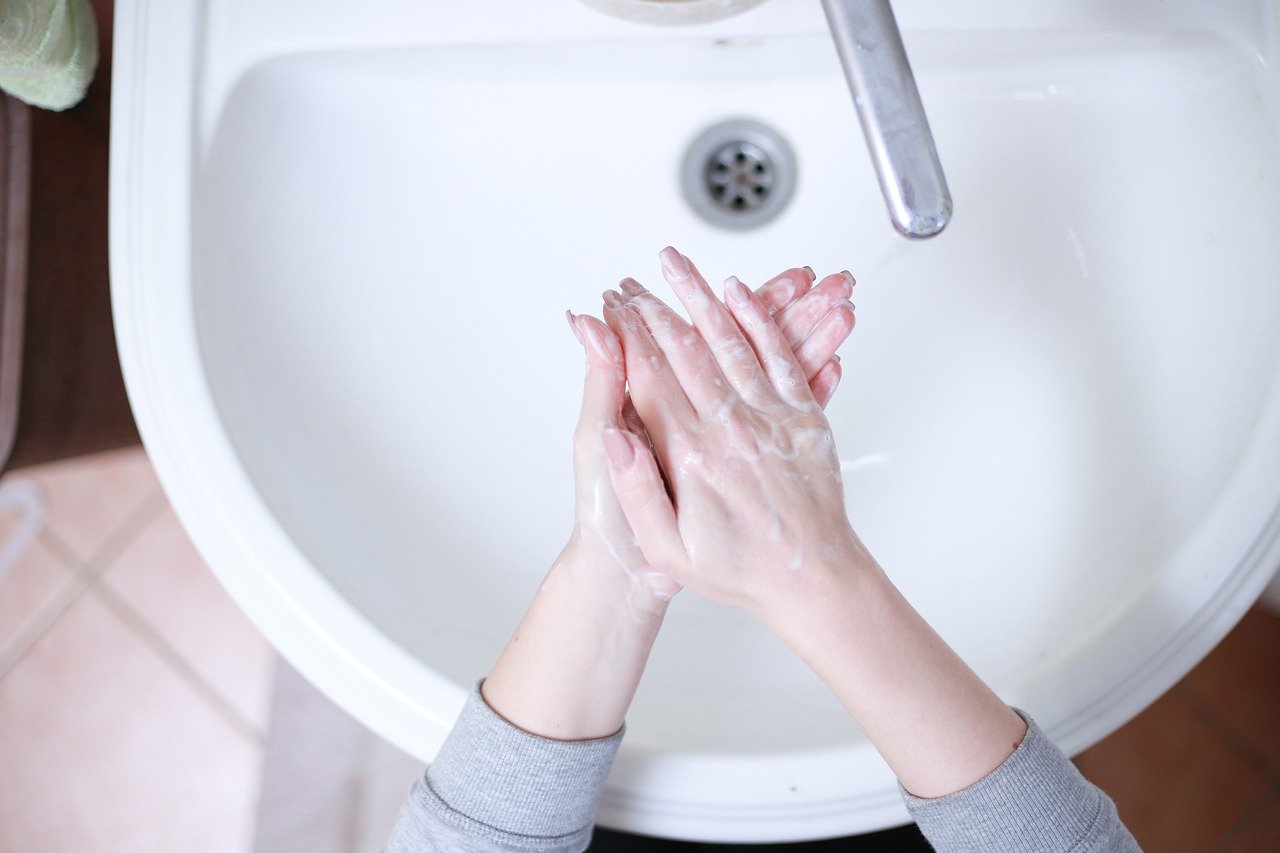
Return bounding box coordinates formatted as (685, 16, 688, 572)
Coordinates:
(599, 248, 867, 616)
(564, 263, 855, 608)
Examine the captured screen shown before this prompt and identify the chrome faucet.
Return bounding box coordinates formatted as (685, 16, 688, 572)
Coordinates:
(819, 0, 951, 239)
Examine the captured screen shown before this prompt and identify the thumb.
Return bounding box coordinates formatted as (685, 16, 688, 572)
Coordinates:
(601, 428, 684, 573)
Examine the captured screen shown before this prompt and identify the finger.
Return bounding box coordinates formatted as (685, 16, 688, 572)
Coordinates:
(568, 312, 626, 432)
(776, 271, 854, 347)
(602, 290, 696, 426)
(619, 396, 664, 484)
(723, 276, 816, 410)
(810, 358, 843, 409)
(602, 428, 685, 573)
(658, 246, 772, 405)
(619, 278, 734, 415)
(755, 267, 814, 316)
(621, 396, 646, 437)
(794, 301, 856, 380)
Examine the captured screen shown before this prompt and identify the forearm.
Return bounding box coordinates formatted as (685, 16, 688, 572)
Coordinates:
(482, 542, 669, 741)
(389, 544, 659, 851)
(761, 556, 1026, 799)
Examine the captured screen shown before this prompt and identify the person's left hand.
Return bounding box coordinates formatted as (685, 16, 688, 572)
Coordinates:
(481, 264, 855, 740)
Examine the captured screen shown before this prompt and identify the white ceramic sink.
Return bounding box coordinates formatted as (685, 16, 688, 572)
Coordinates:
(111, 0, 1280, 841)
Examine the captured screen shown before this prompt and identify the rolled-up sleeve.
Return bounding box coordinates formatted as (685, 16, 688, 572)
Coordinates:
(902, 710, 1140, 852)
(386, 680, 623, 852)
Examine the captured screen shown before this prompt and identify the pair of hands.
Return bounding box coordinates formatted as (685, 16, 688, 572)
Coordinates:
(564, 247, 863, 620)
(492, 248, 1028, 792)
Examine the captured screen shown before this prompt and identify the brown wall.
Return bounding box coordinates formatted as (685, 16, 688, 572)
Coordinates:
(4, 0, 139, 473)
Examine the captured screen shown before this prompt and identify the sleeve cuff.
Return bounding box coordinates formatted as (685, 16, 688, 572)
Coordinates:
(901, 709, 1132, 852)
(420, 679, 624, 847)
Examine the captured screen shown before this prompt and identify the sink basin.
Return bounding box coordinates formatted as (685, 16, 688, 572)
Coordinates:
(111, 0, 1280, 841)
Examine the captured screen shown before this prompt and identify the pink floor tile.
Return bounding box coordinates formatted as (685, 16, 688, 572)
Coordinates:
(1076, 685, 1273, 851)
(99, 502, 275, 734)
(0, 532, 81, 665)
(19, 447, 159, 563)
(1220, 792, 1280, 851)
(1181, 608, 1280, 771)
(0, 589, 261, 852)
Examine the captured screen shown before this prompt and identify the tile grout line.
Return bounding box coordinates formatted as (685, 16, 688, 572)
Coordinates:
(0, 532, 90, 678)
(71, 486, 172, 581)
(1209, 782, 1280, 852)
(1174, 681, 1280, 784)
(79, 482, 270, 747)
(89, 577, 267, 748)
(2, 465, 269, 745)
(0, 488, 167, 680)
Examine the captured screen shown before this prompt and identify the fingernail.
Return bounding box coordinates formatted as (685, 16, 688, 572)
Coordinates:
(582, 319, 622, 364)
(724, 276, 751, 307)
(659, 246, 691, 280)
(602, 428, 637, 468)
(619, 277, 647, 298)
(602, 289, 626, 309)
(802, 265, 815, 281)
(841, 270, 856, 288)
(566, 310, 585, 345)
(836, 299, 855, 313)
(832, 354, 841, 363)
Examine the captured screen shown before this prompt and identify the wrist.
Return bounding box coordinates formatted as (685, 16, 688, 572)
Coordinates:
(555, 537, 673, 621)
(746, 531, 881, 634)
(747, 540, 1026, 799)
(482, 545, 670, 741)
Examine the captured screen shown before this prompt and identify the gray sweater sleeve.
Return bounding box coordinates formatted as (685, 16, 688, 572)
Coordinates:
(388, 688, 1136, 852)
(902, 709, 1140, 852)
(385, 680, 622, 852)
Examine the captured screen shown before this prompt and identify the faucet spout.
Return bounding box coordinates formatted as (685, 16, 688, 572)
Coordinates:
(819, 0, 951, 239)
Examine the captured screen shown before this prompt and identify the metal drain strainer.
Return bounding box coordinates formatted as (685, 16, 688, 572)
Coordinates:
(681, 118, 797, 230)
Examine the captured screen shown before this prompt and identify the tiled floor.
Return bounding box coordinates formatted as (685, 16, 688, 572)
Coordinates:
(1075, 609, 1280, 851)
(0, 446, 1277, 852)
(0, 448, 273, 851)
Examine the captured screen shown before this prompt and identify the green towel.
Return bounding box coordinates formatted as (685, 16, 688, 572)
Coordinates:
(0, 0, 98, 111)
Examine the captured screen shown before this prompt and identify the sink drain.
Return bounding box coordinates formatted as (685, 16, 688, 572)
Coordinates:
(681, 119, 797, 230)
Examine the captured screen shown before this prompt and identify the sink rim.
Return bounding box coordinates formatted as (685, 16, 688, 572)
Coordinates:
(110, 0, 1280, 841)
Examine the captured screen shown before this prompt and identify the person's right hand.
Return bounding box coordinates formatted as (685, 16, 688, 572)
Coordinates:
(601, 253, 1037, 808)
(600, 248, 874, 619)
